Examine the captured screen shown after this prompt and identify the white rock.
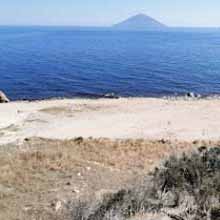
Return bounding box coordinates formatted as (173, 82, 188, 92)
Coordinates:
(55, 201, 62, 212)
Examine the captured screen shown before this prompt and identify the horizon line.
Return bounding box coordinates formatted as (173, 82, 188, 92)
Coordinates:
(0, 24, 219, 28)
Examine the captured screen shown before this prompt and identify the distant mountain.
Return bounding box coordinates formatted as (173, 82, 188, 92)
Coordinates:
(113, 14, 167, 31)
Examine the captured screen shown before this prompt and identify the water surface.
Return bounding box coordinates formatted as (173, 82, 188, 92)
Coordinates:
(1, 26, 220, 100)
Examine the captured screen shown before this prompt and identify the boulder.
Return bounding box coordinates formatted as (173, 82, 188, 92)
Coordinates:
(0, 91, 9, 103)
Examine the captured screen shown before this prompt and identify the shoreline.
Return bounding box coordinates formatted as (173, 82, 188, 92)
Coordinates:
(1, 97, 220, 144)
(5, 92, 220, 104)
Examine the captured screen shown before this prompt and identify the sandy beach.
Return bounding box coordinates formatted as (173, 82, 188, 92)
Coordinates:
(1, 97, 220, 144)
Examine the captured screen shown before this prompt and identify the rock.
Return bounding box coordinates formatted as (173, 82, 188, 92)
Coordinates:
(74, 137, 84, 144)
(192, 140, 199, 145)
(55, 201, 62, 212)
(0, 91, 9, 103)
(86, 166, 91, 171)
(186, 92, 201, 99)
(198, 146, 207, 153)
(0, 184, 14, 198)
(186, 92, 196, 98)
(51, 200, 63, 212)
(159, 139, 168, 144)
(161, 191, 178, 208)
(104, 93, 119, 99)
(72, 188, 80, 194)
(162, 192, 197, 220)
(196, 94, 201, 98)
(24, 138, 30, 142)
(95, 189, 118, 201)
(130, 213, 171, 220)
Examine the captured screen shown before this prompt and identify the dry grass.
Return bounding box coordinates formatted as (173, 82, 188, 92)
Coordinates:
(0, 137, 219, 220)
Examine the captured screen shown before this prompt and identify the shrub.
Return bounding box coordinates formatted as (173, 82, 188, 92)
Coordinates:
(71, 147, 220, 220)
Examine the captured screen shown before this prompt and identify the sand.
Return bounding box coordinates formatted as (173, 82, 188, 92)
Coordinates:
(1, 97, 220, 144)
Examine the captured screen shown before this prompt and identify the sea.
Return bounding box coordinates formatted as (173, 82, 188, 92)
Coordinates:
(1, 26, 220, 100)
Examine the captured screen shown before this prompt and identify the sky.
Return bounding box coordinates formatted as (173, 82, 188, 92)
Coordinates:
(0, 0, 220, 27)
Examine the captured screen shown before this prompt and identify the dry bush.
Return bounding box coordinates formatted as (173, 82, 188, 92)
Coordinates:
(71, 147, 220, 220)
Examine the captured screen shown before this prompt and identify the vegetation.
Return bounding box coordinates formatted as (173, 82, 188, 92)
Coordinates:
(72, 147, 220, 220)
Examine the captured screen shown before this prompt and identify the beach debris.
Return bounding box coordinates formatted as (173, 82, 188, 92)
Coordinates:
(0, 90, 10, 103)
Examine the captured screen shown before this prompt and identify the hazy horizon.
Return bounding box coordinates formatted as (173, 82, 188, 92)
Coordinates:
(1, 1, 220, 27)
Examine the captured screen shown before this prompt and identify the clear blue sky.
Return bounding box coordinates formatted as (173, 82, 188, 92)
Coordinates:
(0, 0, 220, 27)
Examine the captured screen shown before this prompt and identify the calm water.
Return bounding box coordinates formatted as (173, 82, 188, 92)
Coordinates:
(1, 26, 220, 100)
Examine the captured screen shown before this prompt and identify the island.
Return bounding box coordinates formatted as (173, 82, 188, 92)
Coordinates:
(112, 13, 167, 31)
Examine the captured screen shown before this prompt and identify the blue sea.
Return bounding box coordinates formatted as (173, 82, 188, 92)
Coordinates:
(1, 26, 220, 100)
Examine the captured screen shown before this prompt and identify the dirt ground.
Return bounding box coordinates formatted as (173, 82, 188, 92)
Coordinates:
(2, 98, 220, 144)
(0, 137, 219, 220)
